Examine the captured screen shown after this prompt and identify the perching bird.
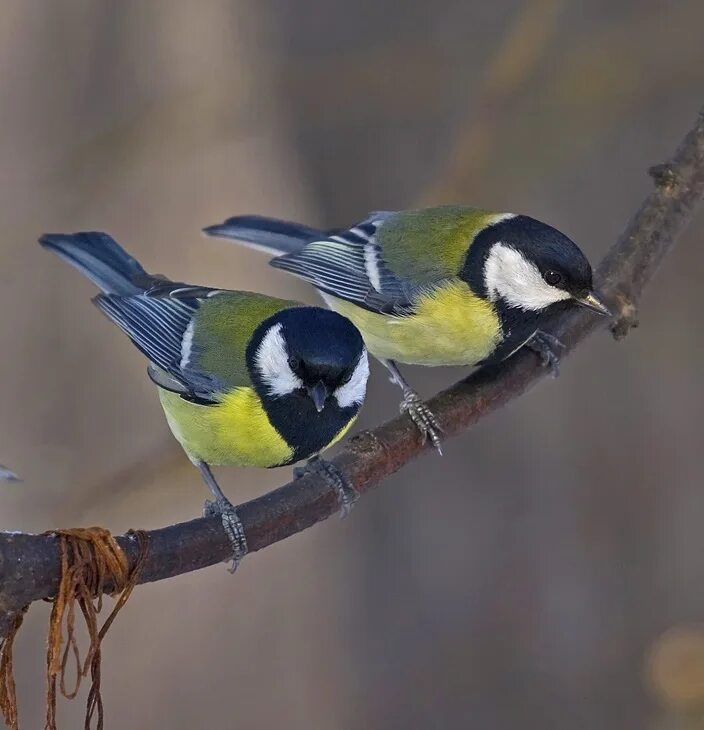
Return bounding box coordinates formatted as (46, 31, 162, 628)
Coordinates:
(40, 232, 369, 569)
(204, 206, 610, 451)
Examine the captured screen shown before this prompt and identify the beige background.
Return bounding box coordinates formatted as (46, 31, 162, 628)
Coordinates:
(1, 1, 704, 728)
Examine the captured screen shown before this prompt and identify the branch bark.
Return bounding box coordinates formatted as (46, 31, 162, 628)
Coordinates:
(2, 106, 704, 641)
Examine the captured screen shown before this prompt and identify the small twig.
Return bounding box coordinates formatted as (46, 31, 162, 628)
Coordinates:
(1, 105, 703, 640)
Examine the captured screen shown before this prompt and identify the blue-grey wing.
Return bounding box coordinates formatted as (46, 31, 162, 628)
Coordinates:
(271, 213, 421, 316)
(94, 283, 225, 402)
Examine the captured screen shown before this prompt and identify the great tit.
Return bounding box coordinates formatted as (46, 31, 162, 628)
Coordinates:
(40, 232, 369, 568)
(204, 205, 610, 451)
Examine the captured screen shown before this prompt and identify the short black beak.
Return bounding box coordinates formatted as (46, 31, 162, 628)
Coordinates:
(574, 290, 611, 317)
(307, 381, 328, 413)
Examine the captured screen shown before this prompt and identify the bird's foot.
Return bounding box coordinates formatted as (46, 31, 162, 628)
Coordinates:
(526, 330, 564, 377)
(294, 456, 359, 519)
(400, 390, 443, 455)
(203, 497, 248, 573)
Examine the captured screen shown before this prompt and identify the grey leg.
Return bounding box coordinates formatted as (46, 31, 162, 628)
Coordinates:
(294, 456, 359, 519)
(525, 330, 564, 378)
(380, 359, 443, 455)
(196, 461, 248, 573)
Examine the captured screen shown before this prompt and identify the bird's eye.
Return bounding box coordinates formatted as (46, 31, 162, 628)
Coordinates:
(287, 355, 301, 372)
(543, 270, 563, 287)
(338, 367, 354, 386)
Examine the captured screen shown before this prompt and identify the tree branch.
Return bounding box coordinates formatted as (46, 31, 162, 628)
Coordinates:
(2, 106, 704, 640)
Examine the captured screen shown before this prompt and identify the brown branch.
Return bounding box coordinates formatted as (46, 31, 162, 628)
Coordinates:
(2, 106, 704, 641)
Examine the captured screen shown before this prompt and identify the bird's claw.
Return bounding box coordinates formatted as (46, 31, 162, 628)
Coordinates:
(527, 330, 564, 378)
(400, 391, 444, 455)
(294, 456, 359, 519)
(203, 497, 248, 573)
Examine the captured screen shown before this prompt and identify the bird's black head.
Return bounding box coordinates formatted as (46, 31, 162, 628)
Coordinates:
(247, 306, 368, 415)
(462, 215, 610, 315)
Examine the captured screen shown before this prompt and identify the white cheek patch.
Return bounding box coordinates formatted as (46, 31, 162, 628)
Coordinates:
(334, 349, 369, 408)
(255, 323, 303, 397)
(484, 243, 571, 311)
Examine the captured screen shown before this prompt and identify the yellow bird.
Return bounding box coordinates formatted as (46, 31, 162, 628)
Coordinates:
(40, 231, 369, 568)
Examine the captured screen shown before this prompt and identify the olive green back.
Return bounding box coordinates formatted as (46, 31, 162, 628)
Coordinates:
(377, 206, 498, 283)
(192, 291, 300, 389)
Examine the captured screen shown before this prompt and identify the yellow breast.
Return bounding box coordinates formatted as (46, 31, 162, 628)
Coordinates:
(159, 386, 294, 468)
(321, 280, 501, 366)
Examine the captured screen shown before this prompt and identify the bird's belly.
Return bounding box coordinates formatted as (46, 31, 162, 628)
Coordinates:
(322, 285, 502, 366)
(158, 386, 295, 467)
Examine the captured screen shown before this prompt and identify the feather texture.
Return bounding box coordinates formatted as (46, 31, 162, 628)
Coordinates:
(271, 215, 421, 315)
(203, 215, 323, 256)
(95, 291, 197, 379)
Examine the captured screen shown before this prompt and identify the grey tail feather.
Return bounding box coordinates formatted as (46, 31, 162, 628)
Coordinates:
(203, 215, 325, 256)
(39, 231, 157, 296)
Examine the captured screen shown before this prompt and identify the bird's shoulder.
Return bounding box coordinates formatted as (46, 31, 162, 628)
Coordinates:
(187, 291, 300, 391)
(375, 206, 504, 282)
(194, 290, 298, 335)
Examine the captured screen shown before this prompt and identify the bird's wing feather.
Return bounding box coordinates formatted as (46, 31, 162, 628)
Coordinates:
(271, 207, 501, 315)
(95, 283, 241, 403)
(95, 292, 197, 376)
(271, 214, 427, 316)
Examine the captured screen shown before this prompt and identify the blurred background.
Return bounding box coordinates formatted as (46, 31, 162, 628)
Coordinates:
(1, 1, 704, 728)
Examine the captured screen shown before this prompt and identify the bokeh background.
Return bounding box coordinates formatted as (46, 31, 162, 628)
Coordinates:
(1, 1, 704, 728)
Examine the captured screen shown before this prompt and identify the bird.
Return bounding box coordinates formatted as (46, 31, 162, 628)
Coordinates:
(204, 205, 611, 452)
(39, 232, 369, 570)
(0, 464, 19, 481)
